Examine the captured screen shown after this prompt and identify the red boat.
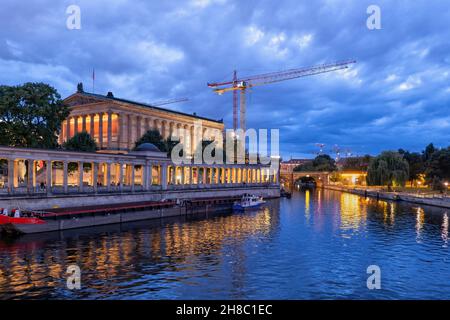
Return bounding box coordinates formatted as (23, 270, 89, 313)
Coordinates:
(0, 214, 45, 225)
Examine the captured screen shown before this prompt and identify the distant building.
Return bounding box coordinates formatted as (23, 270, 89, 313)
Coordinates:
(281, 158, 312, 173)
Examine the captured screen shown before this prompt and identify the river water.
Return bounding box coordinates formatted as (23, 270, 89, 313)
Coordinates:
(0, 189, 449, 299)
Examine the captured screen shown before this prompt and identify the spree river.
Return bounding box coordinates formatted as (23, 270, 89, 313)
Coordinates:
(0, 189, 449, 299)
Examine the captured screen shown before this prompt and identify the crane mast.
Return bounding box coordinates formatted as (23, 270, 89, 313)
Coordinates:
(208, 60, 356, 131)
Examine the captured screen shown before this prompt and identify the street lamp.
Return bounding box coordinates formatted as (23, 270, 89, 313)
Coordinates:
(445, 182, 448, 195)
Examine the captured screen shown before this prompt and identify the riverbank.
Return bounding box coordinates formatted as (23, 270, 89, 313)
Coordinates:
(324, 185, 450, 209)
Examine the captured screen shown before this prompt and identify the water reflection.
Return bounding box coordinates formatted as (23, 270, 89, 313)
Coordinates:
(0, 190, 449, 299)
(339, 193, 367, 232)
(442, 213, 448, 248)
(0, 202, 280, 299)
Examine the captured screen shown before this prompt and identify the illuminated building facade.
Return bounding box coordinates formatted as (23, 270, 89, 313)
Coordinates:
(60, 86, 225, 155)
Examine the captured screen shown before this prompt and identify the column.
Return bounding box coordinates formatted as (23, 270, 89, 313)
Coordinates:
(27, 159, 34, 194)
(131, 165, 135, 192)
(161, 164, 168, 190)
(171, 166, 176, 186)
(143, 163, 150, 191)
(181, 166, 185, 187)
(63, 161, 68, 193)
(118, 113, 123, 150)
(46, 160, 52, 195)
(106, 163, 111, 192)
(146, 117, 151, 132)
(82, 115, 87, 132)
(119, 162, 124, 192)
(107, 112, 113, 149)
(136, 116, 142, 140)
(7, 158, 14, 194)
(93, 162, 98, 193)
(202, 167, 207, 186)
(98, 113, 104, 149)
(66, 118, 71, 141)
(189, 166, 193, 188)
(149, 164, 154, 188)
(74, 117, 79, 135)
(90, 114, 95, 136)
(78, 162, 84, 193)
(127, 114, 133, 150)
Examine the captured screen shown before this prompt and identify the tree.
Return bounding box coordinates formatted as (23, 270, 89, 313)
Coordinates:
(0, 82, 69, 148)
(367, 151, 409, 187)
(423, 143, 436, 162)
(401, 151, 425, 186)
(294, 154, 337, 172)
(63, 132, 98, 152)
(134, 129, 167, 152)
(341, 155, 372, 171)
(134, 129, 181, 157)
(312, 154, 337, 171)
(424, 147, 450, 190)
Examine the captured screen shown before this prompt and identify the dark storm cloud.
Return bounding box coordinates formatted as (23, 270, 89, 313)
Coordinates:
(1, 0, 449, 158)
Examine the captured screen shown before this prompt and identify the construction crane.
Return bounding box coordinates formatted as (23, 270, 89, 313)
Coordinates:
(150, 97, 189, 107)
(315, 143, 326, 155)
(207, 60, 356, 131)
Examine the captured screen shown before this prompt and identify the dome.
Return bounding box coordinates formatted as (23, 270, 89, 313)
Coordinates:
(135, 143, 161, 152)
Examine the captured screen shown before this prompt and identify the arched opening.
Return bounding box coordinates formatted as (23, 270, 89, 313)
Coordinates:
(295, 176, 317, 189)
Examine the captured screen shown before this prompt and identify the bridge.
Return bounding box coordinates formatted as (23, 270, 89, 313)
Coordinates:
(280, 170, 331, 190)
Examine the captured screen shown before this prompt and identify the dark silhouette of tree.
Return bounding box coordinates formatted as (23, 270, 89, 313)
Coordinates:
(425, 146, 450, 190)
(294, 154, 337, 172)
(0, 82, 69, 148)
(63, 132, 98, 152)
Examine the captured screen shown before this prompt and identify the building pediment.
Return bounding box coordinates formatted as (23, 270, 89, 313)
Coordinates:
(64, 93, 107, 107)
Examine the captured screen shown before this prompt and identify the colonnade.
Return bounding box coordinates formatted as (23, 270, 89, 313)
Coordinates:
(61, 111, 218, 153)
(0, 152, 278, 197)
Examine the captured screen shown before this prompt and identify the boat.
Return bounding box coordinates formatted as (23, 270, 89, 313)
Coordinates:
(280, 189, 292, 198)
(232, 194, 266, 211)
(0, 196, 245, 235)
(0, 201, 178, 235)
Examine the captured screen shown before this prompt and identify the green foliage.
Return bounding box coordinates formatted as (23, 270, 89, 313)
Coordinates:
(341, 155, 372, 171)
(424, 147, 450, 190)
(423, 143, 436, 162)
(294, 154, 337, 172)
(63, 132, 98, 152)
(134, 129, 182, 157)
(134, 130, 167, 152)
(0, 82, 69, 148)
(399, 150, 424, 183)
(367, 151, 409, 187)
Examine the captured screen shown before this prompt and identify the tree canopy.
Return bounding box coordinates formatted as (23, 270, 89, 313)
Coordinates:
(341, 155, 372, 171)
(134, 130, 167, 151)
(134, 129, 182, 157)
(0, 82, 69, 149)
(367, 151, 409, 187)
(63, 132, 98, 152)
(294, 154, 337, 172)
(425, 147, 450, 190)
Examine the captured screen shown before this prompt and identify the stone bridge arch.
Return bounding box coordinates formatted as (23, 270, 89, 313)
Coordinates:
(280, 171, 330, 190)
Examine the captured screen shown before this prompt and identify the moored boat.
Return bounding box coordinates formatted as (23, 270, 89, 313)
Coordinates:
(232, 194, 266, 211)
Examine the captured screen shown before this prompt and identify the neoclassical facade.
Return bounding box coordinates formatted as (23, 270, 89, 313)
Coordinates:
(60, 87, 225, 155)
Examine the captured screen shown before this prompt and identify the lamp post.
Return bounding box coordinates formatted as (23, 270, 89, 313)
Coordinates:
(445, 182, 448, 196)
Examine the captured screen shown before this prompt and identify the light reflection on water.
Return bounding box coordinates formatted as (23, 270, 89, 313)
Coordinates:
(0, 189, 449, 300)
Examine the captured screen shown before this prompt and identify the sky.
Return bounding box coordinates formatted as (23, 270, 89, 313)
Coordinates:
(1, 0, 449, 159)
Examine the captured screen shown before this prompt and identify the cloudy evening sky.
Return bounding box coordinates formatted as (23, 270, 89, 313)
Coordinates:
(1, 0, 449, 158)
